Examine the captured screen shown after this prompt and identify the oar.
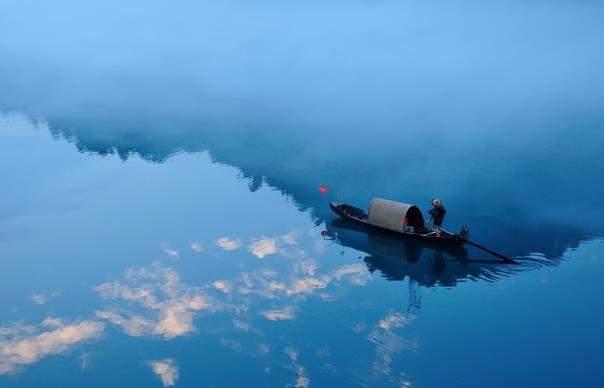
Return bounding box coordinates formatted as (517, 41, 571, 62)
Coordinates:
(432, 224, 519, 264)
(459, 239, 518, 264)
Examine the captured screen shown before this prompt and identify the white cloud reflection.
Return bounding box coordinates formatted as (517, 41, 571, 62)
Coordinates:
(216, 237, 242, 251)
(31, 294, 47, 305)
(2, 227, 380, 381)
(332, 264, 369, 285)
(79, 352, 93, 371)
(0, 318, 104, 374)
(213, 280, 232, 294)
(190, 242, 204, 253)
(249, 238, 278, 259)
(262, 307, 295, 321)
(147, 359, 179, 387)
(377, 312, 411, 331)
(248, 233, 314, 260)
(31, 291, 61, 305)
(284, 347, 310, 388)
(295, 374, 310, 388)
(281, 232, 298, 245)
(95, 263, 213, 339)
(368, 312, 416, 380)
(162, 244, 179, 259)
(236, 262, 370, 300)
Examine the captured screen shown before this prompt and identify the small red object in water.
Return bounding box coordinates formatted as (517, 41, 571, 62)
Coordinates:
(318, 184, 328, 194)
(321, 230, 329, 237)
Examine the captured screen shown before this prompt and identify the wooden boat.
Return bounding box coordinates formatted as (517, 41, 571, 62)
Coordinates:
(329, 198, 467, 245)
(329, 198, 518, 263)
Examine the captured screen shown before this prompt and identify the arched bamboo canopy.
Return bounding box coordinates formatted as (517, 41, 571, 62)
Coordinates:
(367, 198, 425, 233)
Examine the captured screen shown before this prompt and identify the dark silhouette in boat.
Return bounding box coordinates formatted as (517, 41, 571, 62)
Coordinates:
(428, 198, 447, 227)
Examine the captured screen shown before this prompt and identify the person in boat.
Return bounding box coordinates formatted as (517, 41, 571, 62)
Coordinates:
(428, 198, 447, 227)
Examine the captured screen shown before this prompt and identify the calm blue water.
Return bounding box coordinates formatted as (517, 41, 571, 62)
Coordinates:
(1, 1, 604, 387)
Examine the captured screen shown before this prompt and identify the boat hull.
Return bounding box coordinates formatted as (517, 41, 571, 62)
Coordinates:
(329, 202, 465, 245)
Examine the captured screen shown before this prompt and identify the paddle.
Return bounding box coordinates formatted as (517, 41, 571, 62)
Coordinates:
(458, 238, 519, 264)
(430, 223, 519, 264)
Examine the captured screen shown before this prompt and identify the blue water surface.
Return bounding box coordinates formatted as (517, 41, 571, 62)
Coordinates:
(1, 1, 603, 387)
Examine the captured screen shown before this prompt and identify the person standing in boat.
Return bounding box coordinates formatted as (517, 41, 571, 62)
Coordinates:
(428, 198, 447, 227)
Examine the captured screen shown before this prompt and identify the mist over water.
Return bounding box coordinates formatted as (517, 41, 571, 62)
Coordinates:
(2, 0, 603, 223)
(3, 0, 603, 119)
(1, 1, 603, 387)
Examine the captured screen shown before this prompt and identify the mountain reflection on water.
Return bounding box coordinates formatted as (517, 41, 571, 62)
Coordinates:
(1, 100, 602, 386)
(5, 110, 600, 289)
(42, 112, 597, 264)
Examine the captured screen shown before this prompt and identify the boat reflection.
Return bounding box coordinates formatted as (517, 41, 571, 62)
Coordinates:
(327, 218, 519, 289)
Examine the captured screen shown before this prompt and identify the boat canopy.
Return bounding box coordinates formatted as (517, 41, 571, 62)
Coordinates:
(367, 198, 425, 233)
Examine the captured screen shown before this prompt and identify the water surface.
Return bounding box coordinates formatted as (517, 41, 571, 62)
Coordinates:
(1, 1, 604, 387)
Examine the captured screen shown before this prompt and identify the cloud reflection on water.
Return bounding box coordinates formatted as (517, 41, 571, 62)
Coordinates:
(30, 291, 60, 305)
(284, 347, 310, 388)
(162, 244, 180, 259)
(368, 312, 417, 385)
(147, 359, 179, 387)
(190, 242, 204, 253)
(249, 238, 278, 259)
(262, 308, 296, 321)
(216, 237, 242, 251)
(95, 263, 213, 339)
(0, 318, 104, 374)
(0, 226, 405, 384)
